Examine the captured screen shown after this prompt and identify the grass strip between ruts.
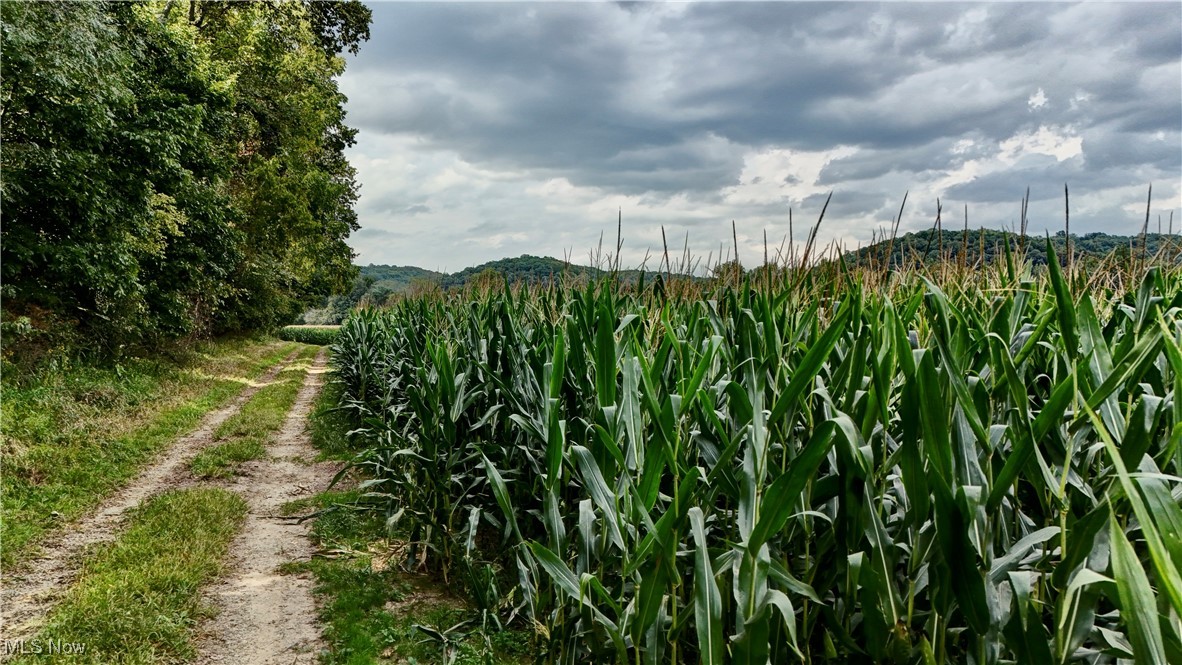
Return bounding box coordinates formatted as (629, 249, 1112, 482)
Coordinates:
(190, 345, 321, 478)
(8, 488, 248, 665)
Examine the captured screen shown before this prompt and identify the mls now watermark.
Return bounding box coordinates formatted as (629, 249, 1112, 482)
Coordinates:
(1, 639, 88, 656)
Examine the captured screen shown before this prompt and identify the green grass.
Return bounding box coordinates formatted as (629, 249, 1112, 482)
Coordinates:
(294, 382, 532, 665)
(189, 345, 320, 478)
(10, 488, 248, 665)
(214, 345, 320, 440)
(285, 490, 531, 665)
(0, 338, 296, 568)
(307, 559, 530, 665)
(308, 380, 360, 461)
(188, 439, 268, 479)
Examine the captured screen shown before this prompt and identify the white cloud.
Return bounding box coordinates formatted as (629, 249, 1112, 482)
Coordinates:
(723, 146, 859, 206)
(928, 125, 1083, 198)
(1028, 88, 1048, 110)
(999, 125, 1083, 164)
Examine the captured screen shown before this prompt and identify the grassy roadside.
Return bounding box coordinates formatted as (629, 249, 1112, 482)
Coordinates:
(0, 338, 296, 568)
(190, 345, 321, 478)
(307, 379, 356, 462)
(291, 376, 532, 665)
(9, 488, 248, 665)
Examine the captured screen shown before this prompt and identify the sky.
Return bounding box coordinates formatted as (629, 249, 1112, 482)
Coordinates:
(338, 1, 1182, 272)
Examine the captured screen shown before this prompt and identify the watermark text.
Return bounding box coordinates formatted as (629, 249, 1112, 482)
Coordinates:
(1, 639, 88, 657)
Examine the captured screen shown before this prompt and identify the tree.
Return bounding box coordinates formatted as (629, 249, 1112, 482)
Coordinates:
(710, 259, 745, 286)
(2, 2, 237, 350)
(188, 1, 366, 331)
(1, 0, 371, 359)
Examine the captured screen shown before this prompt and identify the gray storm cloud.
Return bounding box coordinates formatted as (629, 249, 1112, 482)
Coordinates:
(340, 1, 1182, 269)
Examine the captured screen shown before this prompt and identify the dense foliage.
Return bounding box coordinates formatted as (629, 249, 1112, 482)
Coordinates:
(330, 246, 1182, 663)
(1, 0, 370, 359)
(312, 257, 664, 323)
(299, 273, 388, 325)
(440, 255, 599, 290)
(360, 265, 446, 296)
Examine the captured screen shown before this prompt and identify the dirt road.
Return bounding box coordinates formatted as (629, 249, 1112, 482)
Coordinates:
(1, 348, 335, 664)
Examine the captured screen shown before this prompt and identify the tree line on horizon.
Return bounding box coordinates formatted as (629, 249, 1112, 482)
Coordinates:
(847, 228, 1182, 269)
(1, 0, 371, 364)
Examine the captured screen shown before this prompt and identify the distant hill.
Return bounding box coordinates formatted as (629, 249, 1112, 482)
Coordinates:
(847, 229, 1181, 268)
(301, 256, 607, 323)
(362, 254, 650, 292)
(360, 264, 445, 293)
(436, 255, 597, 289)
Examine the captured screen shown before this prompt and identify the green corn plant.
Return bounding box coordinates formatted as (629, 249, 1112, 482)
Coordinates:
(328, 249, 1182, 664)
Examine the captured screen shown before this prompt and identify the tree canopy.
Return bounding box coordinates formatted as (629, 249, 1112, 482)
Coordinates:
(847, 228, 1182, 269)
(1, 0, 371, 360)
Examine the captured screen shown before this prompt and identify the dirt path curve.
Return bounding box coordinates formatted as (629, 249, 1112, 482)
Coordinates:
(195, 348, 335, 665)
(0, 349, 302, 648)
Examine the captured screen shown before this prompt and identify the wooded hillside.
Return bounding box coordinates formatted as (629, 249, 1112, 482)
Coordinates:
(847, 228, 1181, 268)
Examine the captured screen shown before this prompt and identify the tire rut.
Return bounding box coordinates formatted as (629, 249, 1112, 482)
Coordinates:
(194, 348, 335, 665)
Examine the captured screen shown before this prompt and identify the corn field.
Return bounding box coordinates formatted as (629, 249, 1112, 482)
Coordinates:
(330, 245, 1182, 664)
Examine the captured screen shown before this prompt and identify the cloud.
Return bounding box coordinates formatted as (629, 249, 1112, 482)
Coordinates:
(1028, 89, 1049, 110)
(339, 1, 1182, 269)
(723, 146, 859, 206)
